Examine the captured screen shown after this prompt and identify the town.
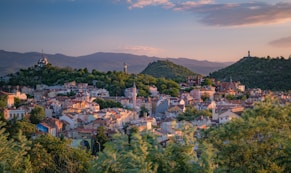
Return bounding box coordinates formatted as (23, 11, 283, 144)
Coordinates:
(1, 56, 291, 149)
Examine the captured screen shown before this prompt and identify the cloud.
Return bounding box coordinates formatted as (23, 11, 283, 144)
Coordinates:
(173, 0, 214, 11)
(193, 2, 291, 26)
(119, 45, 163, 55)
(125, 1, 291, 26)
(269, 36, 291, 48)
(127, 0, 174, 9)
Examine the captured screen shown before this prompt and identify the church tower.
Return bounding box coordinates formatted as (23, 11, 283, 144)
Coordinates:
(124, 63, 128, 74)
(248, 50, 251, 58)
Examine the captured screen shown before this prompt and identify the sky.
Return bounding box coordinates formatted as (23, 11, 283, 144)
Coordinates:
(1, 0, 291, 62)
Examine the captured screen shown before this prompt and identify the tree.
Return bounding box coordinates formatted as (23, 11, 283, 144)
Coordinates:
(94, 98, 123, 109)
(29, 142, 56, 173)
(14, 97, 23, 108)
(5, 120, 36, 139)
(275, 143, 291, 171)
(201, 93, 210, 102)
(16, 120, 37, 138)
(225, 94, 235, 100)
(10, 130, 33, 173)
(90, 131, 159, 173)
(0, 95, 7, 109)
(90, 122, 211, 173)
(177, 106, 211, 121)
(33, 134, 91, 173)
(206, 98, 291, 172)
(0, 122, 33, 173)
(139, 105, 149, 118)
(93, 126, 109, 155)
(202, 78, 212, 86)
(29, 105, 45, 124)
(0, 121, 16, 172)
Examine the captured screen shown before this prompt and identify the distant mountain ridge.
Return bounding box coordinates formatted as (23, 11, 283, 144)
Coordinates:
(0, 50, 232, 76)
(209, 56, 291, 91)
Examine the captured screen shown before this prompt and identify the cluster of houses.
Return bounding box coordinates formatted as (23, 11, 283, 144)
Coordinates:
(2, 76, 291, 147)
(1, 58, 291, 147)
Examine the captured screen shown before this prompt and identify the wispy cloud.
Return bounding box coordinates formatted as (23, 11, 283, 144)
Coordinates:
(118, 45, 164, 55)
(125, 0, 291, 26)
(193, 2, 291, 26)
(269, 36, 291, 48)
(173, 0, 214, 11)
(127, 0, 174, 9)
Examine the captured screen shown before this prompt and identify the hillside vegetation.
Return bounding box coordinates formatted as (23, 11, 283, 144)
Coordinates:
(141, 60, 198, 82)
(210, 56, 291, 91)
(2, 64, 180, 97)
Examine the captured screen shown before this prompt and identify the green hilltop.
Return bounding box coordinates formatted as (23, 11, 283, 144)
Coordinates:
(140, 60, 199, 82)
(209, 56, 291, 91)
(1, 63, 181, 97)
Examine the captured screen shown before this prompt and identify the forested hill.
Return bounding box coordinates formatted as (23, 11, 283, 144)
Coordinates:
(3, 64, 181, 97)
(140, 60, 198, 82)
(209, 56, 291, 91)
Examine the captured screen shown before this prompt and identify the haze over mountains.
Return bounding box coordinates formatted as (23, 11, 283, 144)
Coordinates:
(0, 50, 232, 76)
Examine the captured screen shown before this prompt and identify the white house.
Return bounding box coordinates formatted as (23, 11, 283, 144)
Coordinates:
(90, 88, 110, 98)
(4, 108, 26, 121)
(218, 110, 241, 124)
(59, 113, 78, 129)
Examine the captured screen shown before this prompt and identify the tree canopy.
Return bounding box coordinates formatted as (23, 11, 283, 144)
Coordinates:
(29, 105, 45, 124)
(5, 65, 180, 97)
(205, 98, 291, 172)
(177, 106, 212, 121)
(141, 60, 198, 83)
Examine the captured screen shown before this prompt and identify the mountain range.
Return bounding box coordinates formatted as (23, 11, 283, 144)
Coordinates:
(0, 50, 232, 76)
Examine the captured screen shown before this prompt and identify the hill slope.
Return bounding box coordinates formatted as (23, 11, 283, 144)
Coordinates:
(141, 60, 198, 82)
(0, 50, 231, 76)
(209, 56, 291, 90)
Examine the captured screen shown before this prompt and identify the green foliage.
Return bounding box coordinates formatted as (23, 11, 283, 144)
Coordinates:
(93, 126, 110, 154)
(0, 95, 7, 109)
(0, 122, 33, 173)
(201, 78, 212, 86)
(177, 106, 212, 121)
(16, 120, 37, 138)
(29, 105, 45, 124)
(141, 60, 198, 83)
(10, 130, 32, 172)
(156, 78, 180, 97)
(0, 119, 93, 173)
(139, 105, 149, 118)
(210, 56, 291, 91)
(14, 97, 24, 108)
(206, 98, 291, 172)
(90, 122, 213, 173)
(0, 121, 15, 171)
(94, 98, 123, 109)
(6, 65, 180, 97)
(201, 93, 210, 102)
(33, 134, 92, 173)
(5, 120, 36, 139)
(29, 142, 56, 172)
(225, 94, 235, 100)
